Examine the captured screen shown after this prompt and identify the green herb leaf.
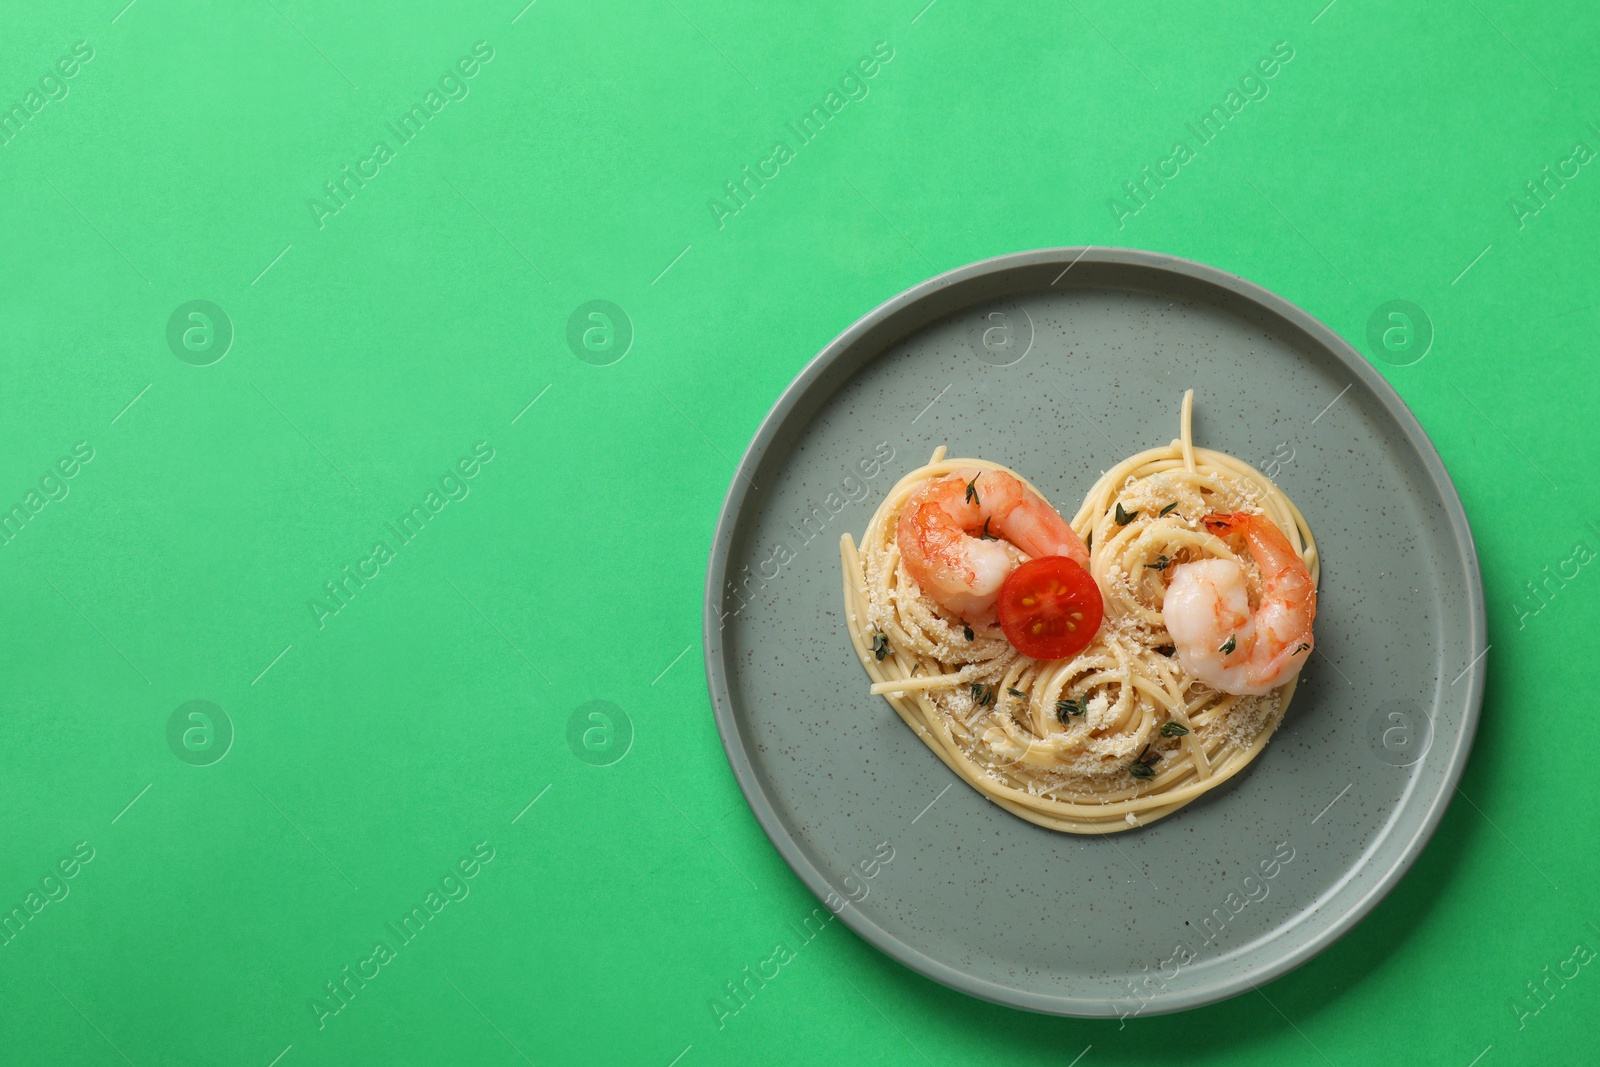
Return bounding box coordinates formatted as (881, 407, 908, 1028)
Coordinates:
(1294, 642, 1310, 654)
(968, 682, 994, 706)
(1129, 744, 1161, 780)
(1007, 687, 1026, 699)
(870, 632, 890, 661)
(1160, 721, 1190, 737)
(1220, 634, 1237, 655)
(1144, 555, 1170, 571)
(1055, 698, 1084, 723)
(909, 664, 920, 676)
(979, 517, 998, 541)
(965, 474, 980, 505)
(1154, 645, 1176, 657)
(1115, 502, 1138, 526)
(963, 624, 975, 641)
(1159, 502, 1178, 517)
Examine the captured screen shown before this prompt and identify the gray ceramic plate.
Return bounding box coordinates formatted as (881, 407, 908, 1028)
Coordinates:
(702, 248, 1483, 1017)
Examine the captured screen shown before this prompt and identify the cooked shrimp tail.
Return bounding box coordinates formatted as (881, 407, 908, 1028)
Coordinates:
(896, 468, 1090, 619)
(1164, 511, 1316, 696)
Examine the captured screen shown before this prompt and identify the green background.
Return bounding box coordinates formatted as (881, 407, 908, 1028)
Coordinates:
(1, 0, 1596, 1064)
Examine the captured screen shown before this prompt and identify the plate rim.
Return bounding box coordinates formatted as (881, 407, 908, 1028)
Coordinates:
(701, 246, 1486, 1017)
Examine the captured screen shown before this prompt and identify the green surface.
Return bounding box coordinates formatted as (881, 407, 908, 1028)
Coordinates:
(1, 1, 1596, 1064)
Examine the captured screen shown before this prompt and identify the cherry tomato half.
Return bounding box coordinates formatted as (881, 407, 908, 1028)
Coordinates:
(996, 556, 1104, 661)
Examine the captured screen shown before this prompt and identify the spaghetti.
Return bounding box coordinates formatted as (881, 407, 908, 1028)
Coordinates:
(840, 391, 1319, 834)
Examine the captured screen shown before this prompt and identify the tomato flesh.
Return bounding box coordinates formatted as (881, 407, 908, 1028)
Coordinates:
(996, 557, 1104, 661)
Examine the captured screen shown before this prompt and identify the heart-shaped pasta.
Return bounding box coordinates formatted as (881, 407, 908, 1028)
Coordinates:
(841, 390, 1319, 834)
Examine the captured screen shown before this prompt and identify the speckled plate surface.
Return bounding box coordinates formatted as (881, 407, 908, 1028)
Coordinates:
(702, 248, 1484, 1017)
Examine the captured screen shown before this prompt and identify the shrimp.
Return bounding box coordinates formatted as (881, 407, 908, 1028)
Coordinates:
(1163, 512, 1316, 696)
(895, 468, 1089, 618)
